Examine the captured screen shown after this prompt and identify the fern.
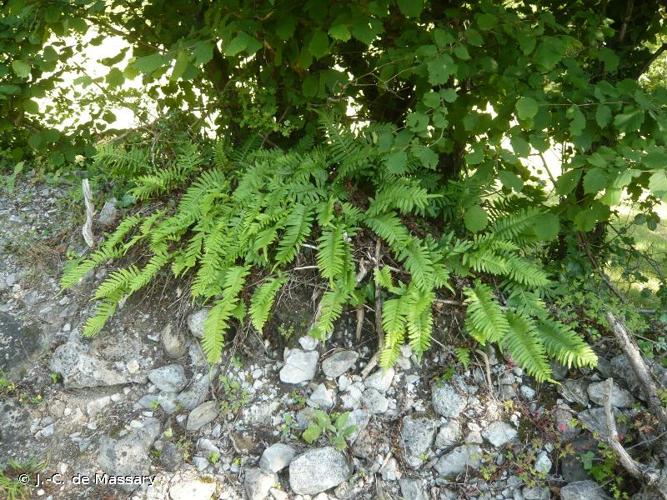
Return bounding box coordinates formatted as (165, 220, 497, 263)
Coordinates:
(537, 318, 598, 369)
(250, 276, 286, 332)
(317, 223, 347, 284)
(503, 312, 552, 382)
(275, 203, 313, 265)
(464, 283, 509, 343)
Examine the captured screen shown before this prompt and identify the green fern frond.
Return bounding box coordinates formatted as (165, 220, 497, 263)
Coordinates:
(250, 276, 286, 332)
(503, 312, 552, 382)
(405, 288, 434, 355)
(491, 208, 541, 239)
(82, 301, 117, 337)
(379, 343, 401, 368)
(537, 318, 598, 369)
(275, 203, 313, 265)
(399, 240, 435, 292)
(367, 179, 433, 216)
(463, 283, 509, 343)
(317, 223, 347, 284)
(202, 299, 236, 363)
(310, 288, 347, 340)
(364, 212, 411, 249)
(94, 265, 140, 300)
(505, 257, 550, 287)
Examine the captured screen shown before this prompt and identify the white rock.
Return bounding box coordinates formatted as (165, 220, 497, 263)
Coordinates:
(186, 401, 219, 431)
(587, 380, 635, 408)
(308, 384, 335, 409)
(362, 388, 388, 414)
(280, 349, 318, 384)
(534, 451, 552, 474)
(168, 470, 217, 500)
(298, 336, 319, 351)
(245, 468, 278, 500)
(433, 445, 482, 479)
(289, 447, 351, 495)
(364, 368, 394, 393)
(432, 383, 466, 418)
(481, 421, 517, 448)
(322, 351, 358, 378)
(148, 364, 187, 392)
(187, 309, 209, 339)
(260, 443, 296, 473)
(434, 420, 461, 450)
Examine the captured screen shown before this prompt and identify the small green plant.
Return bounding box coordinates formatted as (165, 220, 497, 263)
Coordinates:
(277, 323, 295, 341)
(208, 451, 220, 465)
(218, 375, 251, 414)
(49, 372, 61, 384)
(0, 372, 15, 395)
(581, 444, 628, 499)
(149, 400, 161, 411)
(0, 458, 46, 500)
(302, 410, 357, 450)
(280, 414, 296, 439)
(288, 390, 307, 408)
(455, 347, 471, 369)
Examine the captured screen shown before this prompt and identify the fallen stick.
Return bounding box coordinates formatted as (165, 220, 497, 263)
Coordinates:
(603, 378, 667, 497)
(606, 312, 667, 434)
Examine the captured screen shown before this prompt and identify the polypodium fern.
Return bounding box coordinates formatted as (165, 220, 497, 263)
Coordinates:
(63, 118, 597, 379)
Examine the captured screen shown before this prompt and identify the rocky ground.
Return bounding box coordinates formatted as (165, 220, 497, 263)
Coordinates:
(1, 179, 666, 500)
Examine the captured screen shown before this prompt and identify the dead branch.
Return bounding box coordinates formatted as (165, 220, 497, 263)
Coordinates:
(606, 312, 667, 434)
(603, 378, 667, 497)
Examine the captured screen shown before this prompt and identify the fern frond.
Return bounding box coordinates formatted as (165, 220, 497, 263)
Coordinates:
(367, 179, 433, 216)
(317, 223, 347, 284)
(202, 299, 236, 363)
(463, 283, 509, 343)
(364, 212, 411, 249)
(503, 312, 552, 382)
(491, 208, 541, 239)
(399, 240, 435, 292)
(310, 288, 347, 340)
(537, 318, 598, 369)
(405, 288, 434, 355)
(82, 301, 117, 337)
(275, 203, 313, 265)
(250, 276, 286, 332)
(505, 257, 550, 287)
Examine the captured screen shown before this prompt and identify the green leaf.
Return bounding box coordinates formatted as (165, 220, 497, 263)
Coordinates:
(385, 151, 408, 175)
(412, 144, 438, 169)
(423, 91, 440, 108)
(499, 171, 523, 192)
(464, 205, 488, 233)
(644, 151, 667, 169)
(556, 169, 581, 195)
(614, 109, 644, 132)
(515, 97, 538, 120)
(534, 37, 564, 69)
(193, 41, 214, 66)
(453, 44, 470, 60)
(11, 60, 30, 78)
(329, 24, 351, 41)
(441, 88, 457, 103)
(134, 53, 167, 74)
(649, 171, 667, 195)
(105, 68, 124, 87)
(276, 17, 297, 40)
(510, 135, 531, 157)
(598, 47, 619, 73)
(595, 105, 611, 128)
(465, 29, 483, 47)
(476, 13, 496, 31)
(225, 32, 262, 56)
(171, 50, 190, 81)
(302, 425, 322, 444)
(567, 106, 586, 136)
(583, 168, 608, 194)
(397, 0, 423, 18)
(427, 54, 456, 85)
(308, 31, 330, 59)
(533, 213, 560, 241)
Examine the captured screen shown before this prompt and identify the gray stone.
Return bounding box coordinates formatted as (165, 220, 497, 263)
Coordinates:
(554, 406, 580, 441)
(138, 392, 178, 414)
(399, 478, 427, 500)
(168, 470, 218, 500)
(400, 416, 436, 468)
(520, 385, 536, 399)
(260, 443, 296, 473)
(187, 401, 219, 431)
(587, 380, 635, 408)
(578, 407, 628, 439)
(298, 335, 319, 351)
(289, 447, 351, 495)
(558, 379, 589, 407)
(322, 350, 358, 378)
(148, 364, 187, 392)
(362, 388, 388, 414)
(434, 420, 461, 450)
(280, 349, 318, 384)
(97, 418, 161, 490)
(482, 421, 517, 448)
(50, 341, 144, 389)
(187, 309, 209, 339)
(432, 383, 466, 418)
(380, 456, 400, 481)
(308, 383, 335, 409)
(523, 486, 549, 500)
(176, 369, 218, 410)
(161, 324, 187, 358)
(534, 451, 552, 474)
(159, 442, 183, 471)
(560, 480, 610, 500)
(364, 368, 394, 393)
(98, 199, 118, 226)
(433, 445, 482, 479)
(245, 468, 278, 500)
